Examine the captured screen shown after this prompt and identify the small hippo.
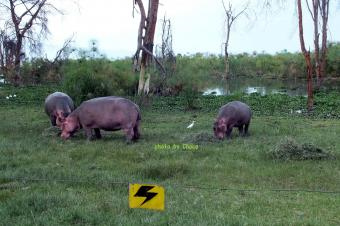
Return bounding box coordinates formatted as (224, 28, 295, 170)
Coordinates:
(60, 96, 141, 142)
(45, 92, 75, 127)
(213, 101, 252, 140)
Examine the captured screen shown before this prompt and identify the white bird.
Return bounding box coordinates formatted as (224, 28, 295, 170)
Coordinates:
(9, 95, 12, 98)
(6, 96, 9, 99)
(187, 120, 195, 129)
(13, 94, 16, 97)
(295, 110, 302, 114)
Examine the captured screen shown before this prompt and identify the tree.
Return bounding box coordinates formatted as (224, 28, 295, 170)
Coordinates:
(0, 0, 62, 85)
(222, 0, 248, 79)
(153, 16, 176, 95)
(262, 0, 332, 110)
(133, 0, 164, 95)
(0, 30, 16, 75)
(306, 0, 330, 87)
(319, 0, 330, 86)
(297, 0, 314, 111)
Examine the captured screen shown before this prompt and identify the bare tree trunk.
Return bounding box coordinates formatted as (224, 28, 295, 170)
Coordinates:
(298, 0, 313, 111)
(224, 16, 231, 80)
(134, 0, 160, 95)
(13, 37, 22, 86)
(224, 54, 229, 80)
(222, 1, 248, 80)
(138, 63, 146, 94)
(312, 0, 321, 88)
(320, 0, 329, 85)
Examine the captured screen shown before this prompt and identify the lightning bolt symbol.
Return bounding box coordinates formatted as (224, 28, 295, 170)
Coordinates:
(134, 185, 158, 205)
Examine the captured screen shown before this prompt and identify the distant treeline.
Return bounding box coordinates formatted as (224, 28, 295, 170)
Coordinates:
(172, 42, 339, 79)
(7, 42, 339, 102)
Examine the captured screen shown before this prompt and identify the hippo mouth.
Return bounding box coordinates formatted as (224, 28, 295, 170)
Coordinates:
(61, 132, 71, 139)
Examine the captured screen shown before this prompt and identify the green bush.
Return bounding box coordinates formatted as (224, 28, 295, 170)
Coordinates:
(62, 58, 137, 105)
(327, 42, 340, 77)
(20, 58, 63, 85)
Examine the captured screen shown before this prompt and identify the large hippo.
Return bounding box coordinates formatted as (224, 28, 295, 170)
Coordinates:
(60, 96, 141, 141)
(213, 101, 252, 140)
(45, 92, 75, 127)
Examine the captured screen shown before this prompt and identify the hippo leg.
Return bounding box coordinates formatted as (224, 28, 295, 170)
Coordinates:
(225, 126, 233, 139)
(94, 128, 102, 139)
(84, 127, 95, 140)
(244, 123, 250, 136)
(50, 116, 57, 126)
(238, 126, 244, 136)
(124, 127, 135, 143)
(133, 122, 140, 140)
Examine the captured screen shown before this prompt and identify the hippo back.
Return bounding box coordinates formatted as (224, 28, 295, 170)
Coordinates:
(74, 96, 140, 127)
(45, 92, 75, 115)
(218, 101, 251, 123)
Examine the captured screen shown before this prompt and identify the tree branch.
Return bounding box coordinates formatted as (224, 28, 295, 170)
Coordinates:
(305, 0, 314, 20)
(18, 0, 40, 22)
(20, 0, 47, 36)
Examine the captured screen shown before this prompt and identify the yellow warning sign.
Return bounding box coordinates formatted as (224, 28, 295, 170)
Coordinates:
(129, 184, 165, 211)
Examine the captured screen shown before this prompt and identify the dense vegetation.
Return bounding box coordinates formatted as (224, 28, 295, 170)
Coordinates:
(2, 84, 340, 119)
(3, 42, 339, 102)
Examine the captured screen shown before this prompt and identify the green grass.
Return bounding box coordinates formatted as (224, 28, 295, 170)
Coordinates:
(1, 97, 340, 225)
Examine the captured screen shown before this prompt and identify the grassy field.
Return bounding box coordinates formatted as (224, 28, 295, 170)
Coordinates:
(1, 87, 340, 225)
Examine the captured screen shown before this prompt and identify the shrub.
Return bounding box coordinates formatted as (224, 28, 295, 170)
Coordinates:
(62, 58, 137, 105)
(19, 58, 63, 85)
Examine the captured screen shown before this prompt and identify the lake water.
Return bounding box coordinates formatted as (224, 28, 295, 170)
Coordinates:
(202, 77, 340, 96)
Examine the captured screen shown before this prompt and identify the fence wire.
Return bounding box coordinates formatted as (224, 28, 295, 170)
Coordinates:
(1, 176, 340, 195)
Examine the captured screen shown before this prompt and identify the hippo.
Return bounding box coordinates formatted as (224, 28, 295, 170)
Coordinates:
(213, 101, 252, 140)
(45, 92, 75, 127)
(60, 96, 141, 142)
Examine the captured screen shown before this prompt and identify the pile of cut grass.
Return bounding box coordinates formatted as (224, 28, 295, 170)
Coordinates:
(182, 132, 218, 144)
(41, 126, 60, 137)
(270, 137, 335, 161)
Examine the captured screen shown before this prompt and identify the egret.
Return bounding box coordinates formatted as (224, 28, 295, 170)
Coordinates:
(187, 120, 195, 129)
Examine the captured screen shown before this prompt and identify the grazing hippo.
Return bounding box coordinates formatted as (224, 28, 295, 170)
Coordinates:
(60, 96, 141, 142)
(45, 92, 75, 127)
(213, 101, 252, 140)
